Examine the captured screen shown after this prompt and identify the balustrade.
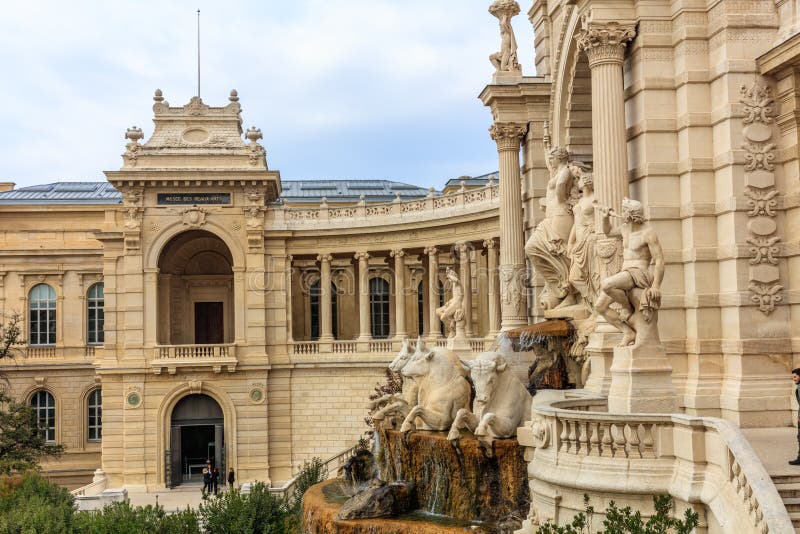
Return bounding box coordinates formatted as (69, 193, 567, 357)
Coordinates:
(151, 344, 237, 374)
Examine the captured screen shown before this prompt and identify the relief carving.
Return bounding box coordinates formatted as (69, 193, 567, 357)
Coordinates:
(741, 81, 781, 315)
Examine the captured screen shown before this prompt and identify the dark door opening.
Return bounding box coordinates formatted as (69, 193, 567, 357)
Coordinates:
(168, 394, 225, 487)
(195, 302, 223, 344)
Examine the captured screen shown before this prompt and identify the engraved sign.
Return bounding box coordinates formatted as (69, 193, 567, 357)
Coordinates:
(157, 193, 231, 205)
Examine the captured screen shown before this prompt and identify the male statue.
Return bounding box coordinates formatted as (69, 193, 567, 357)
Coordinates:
(594, 198, 665, 347)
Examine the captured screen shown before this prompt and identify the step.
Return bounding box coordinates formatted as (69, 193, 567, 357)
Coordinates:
(772, 475, 800, 485)
(776, 482, 800, 499)
(785, 498, 800, 513)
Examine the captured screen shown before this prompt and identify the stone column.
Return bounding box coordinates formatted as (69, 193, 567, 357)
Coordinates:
(355, 252, 372, 343)
(391, 249, 407, 339)
(576, 19, 635, 217)
(484, 238, 501, 338)
(576, 19, 635, 395)
(457, 243, 474, 336)
(286, 255, 294, 343)
(317, 254, 334, 343)
(490, 122, 528, 331)
(425, 246, 442, 339)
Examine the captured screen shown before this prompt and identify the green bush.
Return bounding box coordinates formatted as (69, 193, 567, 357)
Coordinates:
(199, 483, 290, 533)
(0, 472, 74, 534)
(72, 501, 200, 534)
(536, 494, 699, 534)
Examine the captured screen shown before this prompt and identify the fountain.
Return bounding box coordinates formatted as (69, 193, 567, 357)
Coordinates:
(302, 341, 533, 534)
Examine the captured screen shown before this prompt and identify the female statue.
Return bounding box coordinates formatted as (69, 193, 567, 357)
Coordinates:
(524, 147, 578, 309)
(567, 171, 599, 308)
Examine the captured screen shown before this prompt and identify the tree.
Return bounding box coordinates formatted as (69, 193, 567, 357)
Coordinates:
(0, 389, 64, 474)
(0, 312, 23, 364)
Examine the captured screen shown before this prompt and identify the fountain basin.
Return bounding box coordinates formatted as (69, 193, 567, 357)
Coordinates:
(302, 478, 485, 533)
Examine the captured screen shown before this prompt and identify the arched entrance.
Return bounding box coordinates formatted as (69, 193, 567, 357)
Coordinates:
(157, 230, 234, 345)
(168, 394, 224, 487)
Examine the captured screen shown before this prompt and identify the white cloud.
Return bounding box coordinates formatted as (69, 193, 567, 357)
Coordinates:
(0, 0, 536, 187)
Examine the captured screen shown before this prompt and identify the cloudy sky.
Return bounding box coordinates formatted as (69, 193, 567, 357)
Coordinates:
(0, 1, 535, 189)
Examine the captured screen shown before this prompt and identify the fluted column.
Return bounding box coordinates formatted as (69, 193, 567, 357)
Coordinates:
(355, 252, 372, 341)
(577, 19, 637, 397)
(490, 122, 528, 331)
(425, 246, 442, 339)
(317, 254, 334, 342)
(576, 19, 635, 218)
(391, 249, 407, 339)
(457, 243, 473, 336)
(484, 238, 501, 338)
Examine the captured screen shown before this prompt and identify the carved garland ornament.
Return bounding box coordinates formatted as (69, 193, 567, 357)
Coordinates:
(741, 81, 782, 315)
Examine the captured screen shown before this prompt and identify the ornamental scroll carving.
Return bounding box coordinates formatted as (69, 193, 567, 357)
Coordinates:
(741, 81, 782, 315)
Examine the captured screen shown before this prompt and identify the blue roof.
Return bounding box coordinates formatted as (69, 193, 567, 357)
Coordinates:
(0, 180, 434, 205)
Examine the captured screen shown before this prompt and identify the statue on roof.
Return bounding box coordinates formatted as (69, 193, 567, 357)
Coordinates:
(489, 0, 522, 73)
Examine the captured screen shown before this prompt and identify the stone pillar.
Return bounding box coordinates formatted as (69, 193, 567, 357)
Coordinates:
(490, 122, 528, 331)
(286, 255, 294, 343)
(484, 238, 501, 338)
(425, 246, 442, 339)
(391, 249, 407, 339)
(355, 252, 372, 343)
(576, 19, 635, 395)
(457, 243, 474, 336)
(317, 254, 334, 343)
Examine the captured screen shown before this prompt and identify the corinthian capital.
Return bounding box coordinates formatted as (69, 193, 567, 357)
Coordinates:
(575, 19, 636, 67)
(489, 122, 527, 151)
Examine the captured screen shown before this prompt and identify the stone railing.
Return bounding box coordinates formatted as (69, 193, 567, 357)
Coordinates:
(289, 338, 485, 357)
(517, 393, 793, 533)
(368, 340, 393, 353)
(267, 445, 357, 500)
(25, 346, 57, 359)
(150, 344, 237, 374)
(271, 182, 499, 229)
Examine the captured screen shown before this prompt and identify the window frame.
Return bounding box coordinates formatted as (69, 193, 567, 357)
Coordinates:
(87, 388, 102, 442)
(28, 284, 56, 346)
(87, 283, 105, 345)
(30, 390, 56, 443)
(369, 277, 391, 339)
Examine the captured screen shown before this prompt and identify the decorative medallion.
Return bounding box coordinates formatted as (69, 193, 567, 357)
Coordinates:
(249, 384, 266, 405)
(180, 207, 208, 228)
(125, 387, 143, 409)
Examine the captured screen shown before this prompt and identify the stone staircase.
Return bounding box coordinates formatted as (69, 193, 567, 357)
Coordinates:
(772, 473, 800, 531)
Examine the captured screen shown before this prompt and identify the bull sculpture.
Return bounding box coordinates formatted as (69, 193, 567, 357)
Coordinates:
(447, 351, 530, 455)
(398, 340, 471, 433)
(370, 338, 420, 424)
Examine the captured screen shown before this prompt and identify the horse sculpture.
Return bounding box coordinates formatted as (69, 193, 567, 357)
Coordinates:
(399, 340, 471, 433)
(447, 351, 530, 455)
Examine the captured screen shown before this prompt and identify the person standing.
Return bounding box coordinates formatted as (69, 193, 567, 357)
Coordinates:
(212, 467, 220, 495)
(202, 468, 210, 494)
(228, 467, 235, 489)
(790, 369, 800, 465)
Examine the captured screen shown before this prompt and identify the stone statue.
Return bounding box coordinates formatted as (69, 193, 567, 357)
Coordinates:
(436, 268, 466, 339)
(489, 0, 521, 73)
(524, 146, 579, 310)
(370, 338, 420, 424)
(567, 171, 599, 308)
(594, 198, 665, 347)
(447, 351, 530, 456)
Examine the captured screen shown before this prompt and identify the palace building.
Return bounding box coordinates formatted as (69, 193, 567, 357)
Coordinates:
(0, 91, 502, 489)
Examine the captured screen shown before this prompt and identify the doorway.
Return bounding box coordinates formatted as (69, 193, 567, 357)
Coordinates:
(195, 302, 223, 344)
(168, 394, 224, 487)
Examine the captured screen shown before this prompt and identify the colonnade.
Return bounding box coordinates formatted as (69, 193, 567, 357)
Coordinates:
(289, 240, 501, 344)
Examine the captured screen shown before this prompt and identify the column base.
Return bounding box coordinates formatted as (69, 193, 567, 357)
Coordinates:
(583, 323, 621, 396)
(607, 344, 678, 414)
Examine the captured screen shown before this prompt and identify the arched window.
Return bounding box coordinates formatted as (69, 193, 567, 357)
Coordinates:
(29, 284, 56, 345)
(87, 283, 104, 345)
(309, 280, 338, 340)
(417, 282, 424, 336)
(370, 277, 390, 339)
(87, 389, 102, 442)
(30, 390, 55, 442)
